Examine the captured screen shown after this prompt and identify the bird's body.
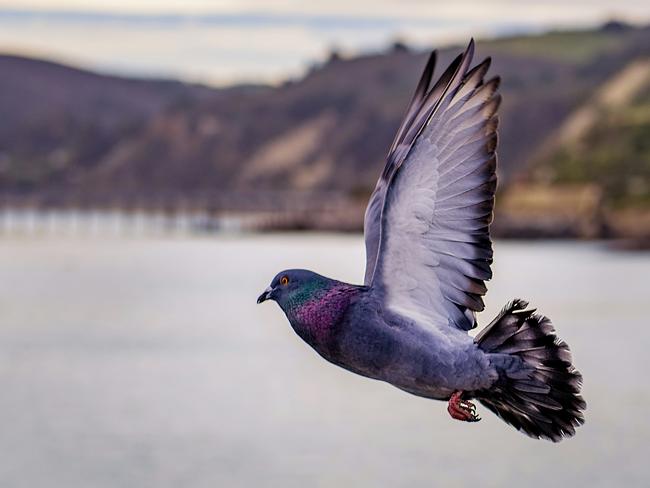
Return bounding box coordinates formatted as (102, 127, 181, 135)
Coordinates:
(258, 40, 585, 442)
(284, 278, 493, 399)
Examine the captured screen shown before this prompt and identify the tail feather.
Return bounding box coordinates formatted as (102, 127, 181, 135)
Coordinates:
(475, 299, 585, 442)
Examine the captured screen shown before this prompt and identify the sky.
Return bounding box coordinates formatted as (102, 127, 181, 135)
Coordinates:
(0, 1, 649, 85)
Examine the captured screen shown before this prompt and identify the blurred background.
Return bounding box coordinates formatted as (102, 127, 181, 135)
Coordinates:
(1, 1, 649, 487)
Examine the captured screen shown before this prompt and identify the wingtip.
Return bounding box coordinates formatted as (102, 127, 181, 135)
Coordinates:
(423, 50, 437, 76)
(463, 38, 475, 64)
(484, 56, 492, 70)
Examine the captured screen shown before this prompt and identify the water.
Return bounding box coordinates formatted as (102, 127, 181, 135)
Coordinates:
(0, 234, 648, 487)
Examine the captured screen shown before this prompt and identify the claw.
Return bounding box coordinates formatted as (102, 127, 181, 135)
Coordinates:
(447, 391, 481, 423)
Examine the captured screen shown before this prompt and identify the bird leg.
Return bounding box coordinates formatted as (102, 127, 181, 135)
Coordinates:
(447, 391, 481, 422)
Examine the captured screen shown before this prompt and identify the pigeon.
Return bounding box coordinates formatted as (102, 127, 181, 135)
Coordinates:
(257, 40, 585, 442)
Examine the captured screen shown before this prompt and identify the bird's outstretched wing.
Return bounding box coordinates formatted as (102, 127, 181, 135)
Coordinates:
(364, 40, 501, 331)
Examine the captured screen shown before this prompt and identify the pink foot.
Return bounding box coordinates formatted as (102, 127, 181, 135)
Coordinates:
(447, 391, 481, 422)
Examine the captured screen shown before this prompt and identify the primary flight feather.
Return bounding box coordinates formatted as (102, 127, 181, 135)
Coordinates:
(257, 40, 585, 442)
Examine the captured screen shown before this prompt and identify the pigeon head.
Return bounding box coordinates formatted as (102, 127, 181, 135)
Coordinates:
(258, 269, 360, 345)
(257, 269, 329, 310)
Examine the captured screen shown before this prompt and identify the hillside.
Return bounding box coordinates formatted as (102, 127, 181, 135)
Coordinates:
(533, 59, 650, 207)
(508, 57, 650, 241)
(0, 23, 649, 236)
(0, 55, 226, 196)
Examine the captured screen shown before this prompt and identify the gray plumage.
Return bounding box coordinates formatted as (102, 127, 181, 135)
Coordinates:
(258, 40, 585, 442)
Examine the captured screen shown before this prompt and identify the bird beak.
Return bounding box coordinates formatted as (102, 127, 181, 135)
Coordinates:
(257, 286, 273, 304)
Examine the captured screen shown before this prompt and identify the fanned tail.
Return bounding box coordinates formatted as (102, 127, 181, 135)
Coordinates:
(475, 299, 586, 442)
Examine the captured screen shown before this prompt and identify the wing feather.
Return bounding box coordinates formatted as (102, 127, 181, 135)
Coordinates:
(363, 39, 501, 331)
(363, 49, 471, 284)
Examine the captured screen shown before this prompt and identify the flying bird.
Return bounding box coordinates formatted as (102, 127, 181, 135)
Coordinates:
(257, 40, 585, 441)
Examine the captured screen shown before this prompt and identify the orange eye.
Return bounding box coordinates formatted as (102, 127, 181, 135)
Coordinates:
(280, 275, 289, 286)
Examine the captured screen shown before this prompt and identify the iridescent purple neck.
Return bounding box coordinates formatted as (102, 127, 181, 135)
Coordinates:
(285, 283, 359, 345)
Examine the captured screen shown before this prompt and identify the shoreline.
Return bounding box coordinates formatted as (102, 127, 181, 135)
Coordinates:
(1, 207, 648, 250)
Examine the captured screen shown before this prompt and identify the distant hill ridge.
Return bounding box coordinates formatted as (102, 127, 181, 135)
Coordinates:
(0, 23, 648, 214)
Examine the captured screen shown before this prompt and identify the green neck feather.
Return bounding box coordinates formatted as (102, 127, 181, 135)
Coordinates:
(286, 279, 329, 312)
